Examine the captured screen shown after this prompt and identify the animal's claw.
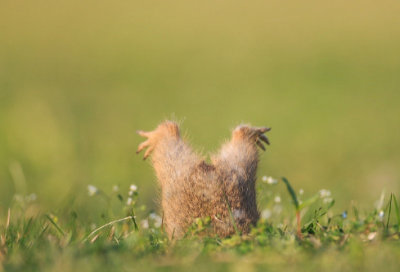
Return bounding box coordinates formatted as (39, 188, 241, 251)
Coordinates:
(256, 140, 266, 151)
(258, 127, 271, 133)
(143, 147, 154, 160)
(254, 127, 271, 150)
(136, 130, 154, 160)
(136, 140, 150, 154)
(259, 134, 270, 145)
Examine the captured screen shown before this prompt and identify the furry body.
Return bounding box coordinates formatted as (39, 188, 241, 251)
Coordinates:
(137, 121, 270, 238)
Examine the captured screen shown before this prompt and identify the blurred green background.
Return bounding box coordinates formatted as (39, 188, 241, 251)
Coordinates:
(1, 0, 400, 213)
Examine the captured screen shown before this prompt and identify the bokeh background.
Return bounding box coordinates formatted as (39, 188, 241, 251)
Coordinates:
(1, 1, 400, 214)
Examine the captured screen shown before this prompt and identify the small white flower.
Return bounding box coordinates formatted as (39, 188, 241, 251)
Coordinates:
(274, 196, 281, 203)
(87, 185, 99, 196)
(30, 193, 37, 201)
(299, 189, 304, 195)
(379, 210, 384, 218)
(149, 213, 162, 228)
(149, 213, 158, 220)
(368, 232, 377, 241)
(130, 184, 138, 192)
(261, 209, 272, 220)
(126, 197, 133, 205)
(13, 194, 23, 202)
(128, 191, 134, 196)
(326, 190, 331, 197)
(319, 189, 327, 198)
(323, 197, 333, 204)
(262, 176, 278, 185)
(262, 176, 268, 182)
(112, 185, 119, 192)
(154, 218, 162, 228)
(140, 219, 149, 229)
(268, 177, 278, 185)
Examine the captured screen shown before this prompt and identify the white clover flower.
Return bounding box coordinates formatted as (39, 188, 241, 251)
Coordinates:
(326, 190, 331, 197)
(269, 178, 278, 185)
(262, 176, 268, 182)
(87, 185, 99, 196)
(140, 219, 149, 229)
(262, 176, 278, 185)
(154, 218, 162, 228)
(319, 189, 327, 198)
(112, 185, 119, 192)
(274, 196, 281, 203)
(13, 194, 24, 202)
(267, 177, 278, 185)
(126, 197, 133, 205)
(299, 189, 304, 195)
(130, 184, 138, 192)
(24, 193, 37, 202)
(261, 209, 272, 220)
(149, 213, 162, 228)
(30, 193, 37, 201)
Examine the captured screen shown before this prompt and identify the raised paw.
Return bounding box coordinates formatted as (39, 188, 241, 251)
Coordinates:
(233, 125, 271, 151)
(136, 130, 155, 160)
(254, 127, 271, 151)
(136, 121, 180, 160)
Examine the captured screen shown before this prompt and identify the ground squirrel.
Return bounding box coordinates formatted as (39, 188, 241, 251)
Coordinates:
(136, 121, 271, 238)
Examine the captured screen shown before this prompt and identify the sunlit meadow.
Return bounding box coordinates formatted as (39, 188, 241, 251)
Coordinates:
(1, 1, 400, 271)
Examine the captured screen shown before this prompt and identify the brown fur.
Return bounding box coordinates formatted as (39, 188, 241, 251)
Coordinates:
(136, 121, 271, 238)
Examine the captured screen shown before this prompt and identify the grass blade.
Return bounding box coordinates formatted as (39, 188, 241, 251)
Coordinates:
(23, 217, 33, 238)
(117, 194, 124, 203)
(38, 224, 49, 239)
(298, 194, 319, 210)
(222, 190, 240, 236)
(4, 208, 11, 241)
(82, 216, 134, 242)
(392, 194, 400, 230)
(45, 214, 65, 236)
(352, 202, 358, 219)
(386, 193, 393, 229)
(327, 199, 335, 210)
(130, 211, 139, 232)
(282, 177, 299, 209)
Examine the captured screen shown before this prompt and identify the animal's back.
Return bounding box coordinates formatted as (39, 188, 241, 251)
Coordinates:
(137, 121, 270, 238)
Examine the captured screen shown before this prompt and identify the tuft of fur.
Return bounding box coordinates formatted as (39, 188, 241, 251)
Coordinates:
(136, 121, 271, 238)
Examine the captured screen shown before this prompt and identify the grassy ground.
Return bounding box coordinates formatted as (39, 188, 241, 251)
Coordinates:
(1, 1, 400, 271)
(1, 179, 400, 272)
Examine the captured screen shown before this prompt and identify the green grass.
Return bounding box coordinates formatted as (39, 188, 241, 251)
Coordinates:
(1, 179, 400, 272)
